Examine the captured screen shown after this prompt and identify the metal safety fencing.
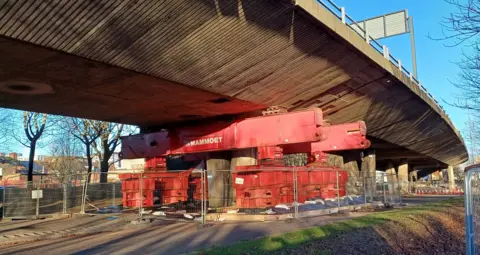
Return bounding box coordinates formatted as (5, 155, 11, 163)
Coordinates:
(465, 165, 480, 255)
(203, 167, 381, 222)
(0, 168, 405, 224)
(2, 174, 87, 219)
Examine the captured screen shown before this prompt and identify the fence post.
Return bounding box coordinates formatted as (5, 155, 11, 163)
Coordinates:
(382, 173, 387, 205)
(363, 173, 367, 207)
(383, 45, 389, 59)
(465, 170, 475, 255)
(112, 181, 116, 206)
(2, 179, 6, 217)
(201, 169, 204, 225)
(294, 167, 298, 219)
(81, 173, 90, 214)
(139, 172, 143, 221)
(201, 169, 206, 225)
(63, 183, 67, 214)
(340, 7, 346, 24)
(35, 181, 40, 217)
(336, 170, 340, 210)
(399, 178, 404, 205)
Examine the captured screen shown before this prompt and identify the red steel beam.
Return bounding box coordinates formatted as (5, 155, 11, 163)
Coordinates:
(120, 108, 369, 159)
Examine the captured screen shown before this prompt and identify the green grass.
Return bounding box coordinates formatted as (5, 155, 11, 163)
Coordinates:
(196, 198, 463, 255)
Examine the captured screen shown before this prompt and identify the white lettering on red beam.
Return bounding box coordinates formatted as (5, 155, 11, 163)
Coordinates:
(184, 137, 223, 146)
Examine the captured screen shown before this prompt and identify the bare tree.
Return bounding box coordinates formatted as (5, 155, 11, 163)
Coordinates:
(453, 165, 465, 182)
(64, 118, 104, 182)
(0, 108, 12, 150)
(464, 114, 480, 164)
(92, 122, 124, 183)
(43, 130, 85, 184)
(436, 0, 480, 110)
(15, 112, 53, 182)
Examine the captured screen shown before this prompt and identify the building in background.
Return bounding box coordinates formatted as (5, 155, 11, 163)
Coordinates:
(8, 152, 18, 160)
(37, 155, 48, 161)
(117, 158, 145, 170)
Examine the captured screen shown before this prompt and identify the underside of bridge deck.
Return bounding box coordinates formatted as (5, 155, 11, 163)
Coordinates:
(0, 0, 468, 168)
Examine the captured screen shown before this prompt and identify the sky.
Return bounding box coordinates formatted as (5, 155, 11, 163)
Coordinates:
(333, 0, 469, 134)
(2, 0, 472, 157)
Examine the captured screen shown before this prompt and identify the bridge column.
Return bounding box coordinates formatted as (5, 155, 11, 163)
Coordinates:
(207, 152, 232, 208)
(385, 161, 397, 196)
(343, 151, 361, 195)
(230, 148, 257, 202)
(409, 170, 417, 192)
(447, 165, 455, 190)
(361, 149, 376, 200)
(409, 170, 417, 182)
(397, 159, 409, 194)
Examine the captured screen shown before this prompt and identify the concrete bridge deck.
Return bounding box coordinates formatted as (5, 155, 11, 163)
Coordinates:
(0, 0, 468, 170)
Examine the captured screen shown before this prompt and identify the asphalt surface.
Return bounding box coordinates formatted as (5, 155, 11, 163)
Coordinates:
(0, 195, 462, 255)
(0, 213, 373, 255)
(402, 195, 461, 206)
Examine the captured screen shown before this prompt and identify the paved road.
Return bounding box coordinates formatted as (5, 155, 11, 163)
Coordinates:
(0, 212, 372, 255)
(402, 195, 461, 206)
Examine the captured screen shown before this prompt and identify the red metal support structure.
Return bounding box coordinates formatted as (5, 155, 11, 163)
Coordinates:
(120, 108, 369, 162)
(119, 108, 371, 208)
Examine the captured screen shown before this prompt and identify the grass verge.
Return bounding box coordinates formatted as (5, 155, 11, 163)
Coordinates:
(197, 198, 463, 255)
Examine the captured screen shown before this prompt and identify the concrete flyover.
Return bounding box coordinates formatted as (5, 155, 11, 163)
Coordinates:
(0, 0, 468, 175)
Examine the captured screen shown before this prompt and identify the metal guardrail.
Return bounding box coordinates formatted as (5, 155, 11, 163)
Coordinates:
(315, 0, 459, 135)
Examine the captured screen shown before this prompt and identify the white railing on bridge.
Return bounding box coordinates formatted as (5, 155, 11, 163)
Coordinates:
(314, 0, 459, 135)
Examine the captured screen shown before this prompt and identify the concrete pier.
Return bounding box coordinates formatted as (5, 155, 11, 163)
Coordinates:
(397, 159, 409, 194)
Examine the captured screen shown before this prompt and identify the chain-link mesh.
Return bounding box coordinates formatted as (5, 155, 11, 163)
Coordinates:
(3, 183, 37, 218)
(203, 167, 374, 222)
(0, 168, 404, 222)
(83, 180, 122, 213)
(371, 172, 402, 206)
(38, 183, 64, 215)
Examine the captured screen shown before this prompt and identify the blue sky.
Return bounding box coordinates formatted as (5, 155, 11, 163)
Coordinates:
(333, 0, 469, 134)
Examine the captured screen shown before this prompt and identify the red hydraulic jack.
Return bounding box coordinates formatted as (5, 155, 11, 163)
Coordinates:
(119, 108, 370, 208)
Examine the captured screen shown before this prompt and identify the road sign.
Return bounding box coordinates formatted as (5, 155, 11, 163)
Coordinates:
(352, 10, 408, 39)
(32, 190, 43, 199)
(352, 10, 417, 79)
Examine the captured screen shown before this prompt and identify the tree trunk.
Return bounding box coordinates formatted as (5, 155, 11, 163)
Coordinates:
(28, 139, 37, 182)
(100, 138, 111, 183)
(86, 144, 92, 183)
(100, 159, 109, 183)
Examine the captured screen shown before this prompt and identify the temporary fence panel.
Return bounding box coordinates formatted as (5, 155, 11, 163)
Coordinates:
(83, 173, 123, 213)
(115, 170, 205, 221)
(3, 181, 37, 219)
(38, 183, 64, 215)
(205, 167, 373, 221)
(64, 183, 85, 214)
